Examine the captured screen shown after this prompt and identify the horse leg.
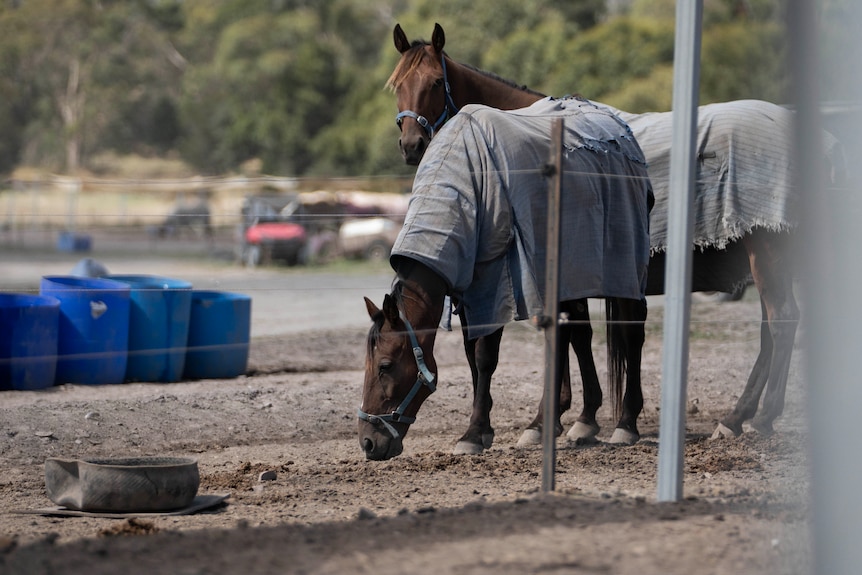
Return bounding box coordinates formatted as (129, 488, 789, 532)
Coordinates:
(516, 300, 586, 447)
(453, 326, 503, 455)
(713, 233, 798, 438)
(712, 300, 772, 437)
(564, 299, 603, 444)
(608, 298, 647, 445)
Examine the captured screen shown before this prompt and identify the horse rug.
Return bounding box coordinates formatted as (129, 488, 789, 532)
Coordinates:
(614, 99, 844, 252)
(391, 97, 653, 340)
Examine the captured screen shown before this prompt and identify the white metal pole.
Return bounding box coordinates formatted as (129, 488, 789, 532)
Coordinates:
(656, 0, 702, 502)
(796, 0, 862, 572)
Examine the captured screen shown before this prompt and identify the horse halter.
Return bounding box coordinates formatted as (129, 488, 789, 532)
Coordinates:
(357, 312, 437, 441)
(395, 54, 459, 139)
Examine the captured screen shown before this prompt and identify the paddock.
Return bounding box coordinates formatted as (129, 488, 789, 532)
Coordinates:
(0, 247, 809, 574)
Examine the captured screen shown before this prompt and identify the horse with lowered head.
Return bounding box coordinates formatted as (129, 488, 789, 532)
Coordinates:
(360, 96, 653, 460)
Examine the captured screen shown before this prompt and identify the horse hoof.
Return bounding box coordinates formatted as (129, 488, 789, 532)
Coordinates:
(516, 428, 541, 447)
(710, 422, 739, 440)
(453, 440, 484, 455)
(749, 419, 774, 436)
(482, 433, 495, 449)
(566, 421, 600, 442)
(609, 428, 639, 445)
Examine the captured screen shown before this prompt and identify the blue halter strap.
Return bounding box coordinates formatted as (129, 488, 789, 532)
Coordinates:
(357, 312, 437, 441)
(395, 54, 459, 139)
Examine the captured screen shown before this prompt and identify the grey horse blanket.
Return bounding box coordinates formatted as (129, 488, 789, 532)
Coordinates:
(613, 99, 844, 251)
(391, 97, 653, 339)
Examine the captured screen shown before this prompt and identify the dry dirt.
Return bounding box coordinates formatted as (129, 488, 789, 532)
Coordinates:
(0, 256, 810, 574)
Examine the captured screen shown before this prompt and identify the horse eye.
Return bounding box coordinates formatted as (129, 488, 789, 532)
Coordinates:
(433, 78, 444, 88)
(378, 360, 393, 375)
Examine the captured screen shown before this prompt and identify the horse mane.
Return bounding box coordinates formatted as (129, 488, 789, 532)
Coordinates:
(386, 40, 545, 98)
(459, 61, 546, 98)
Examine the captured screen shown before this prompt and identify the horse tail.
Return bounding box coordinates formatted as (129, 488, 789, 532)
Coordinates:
(606, 298, 626, 423)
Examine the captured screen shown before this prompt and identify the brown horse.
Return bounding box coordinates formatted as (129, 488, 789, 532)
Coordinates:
(390, 23, 627, 453)
(361, 262, 638, 460)
(360, 98, 653, 460)
(385, 23, 845, 449)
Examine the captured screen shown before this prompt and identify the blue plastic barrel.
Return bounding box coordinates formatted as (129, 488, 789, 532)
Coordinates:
(183, 291, 251, 380)
(104, 275, 192, 383)
(40, 276, 130, 386)
(0, 294, 60, 391)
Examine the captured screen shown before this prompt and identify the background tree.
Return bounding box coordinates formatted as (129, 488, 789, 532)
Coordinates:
(314, 0, 603, 177)
(0, 0, 185, 172)
(0, 6, 33, 174)
(0, 0, 820, 178)
(177, 0, 395, 175)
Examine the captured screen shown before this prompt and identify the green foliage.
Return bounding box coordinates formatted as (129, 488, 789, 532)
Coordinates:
(603, 65, 675, 113)
(482, 20, 570, 94)
(0, 0, 800, 178)
(0, 0, 184, 172)
(179, 9, 344, 173)
(630, 0, 784, 25)
(177, 0, 397, 175)
(394, 0, 583, 69)
(546, 17, 675, 100)
(0, 15, 29, 173)
(700, 21, 788, 105)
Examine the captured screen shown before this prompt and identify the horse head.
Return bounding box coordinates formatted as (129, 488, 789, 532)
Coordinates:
(389, 23, 457, 165)
(359, 286, 439, 460)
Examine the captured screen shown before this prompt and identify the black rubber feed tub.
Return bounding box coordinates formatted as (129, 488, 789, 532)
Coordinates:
(45, 456, 200, 512)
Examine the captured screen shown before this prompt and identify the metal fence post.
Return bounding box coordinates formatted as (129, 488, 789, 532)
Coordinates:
(541, 118, 564, 493)
(656, 0, 703, 503)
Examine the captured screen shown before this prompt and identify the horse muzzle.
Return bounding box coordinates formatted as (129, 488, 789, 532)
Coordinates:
(398, 134, 428, 166)
(358, 418, 405, 460)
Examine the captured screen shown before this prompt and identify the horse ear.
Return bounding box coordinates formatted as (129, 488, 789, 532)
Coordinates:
(394, 23, 410, 54)
(432, 23, 445, 54)
(365, 297, 382, 320)
(382, 293, 401, 327)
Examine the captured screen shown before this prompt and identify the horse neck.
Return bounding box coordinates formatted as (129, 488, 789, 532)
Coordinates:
(446, 58, 544, 111)
(395, 259, 447, 348)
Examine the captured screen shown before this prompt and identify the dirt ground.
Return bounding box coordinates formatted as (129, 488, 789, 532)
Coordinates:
(0, 251, 810, 574)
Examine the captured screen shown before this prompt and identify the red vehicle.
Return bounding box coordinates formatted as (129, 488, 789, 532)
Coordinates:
(239, 193, 310, 267)
(243, 221, 307, 267)
(238, 191, 408, 267)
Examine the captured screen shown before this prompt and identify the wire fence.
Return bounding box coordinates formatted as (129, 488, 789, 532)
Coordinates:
(0, 154, 811, 390)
